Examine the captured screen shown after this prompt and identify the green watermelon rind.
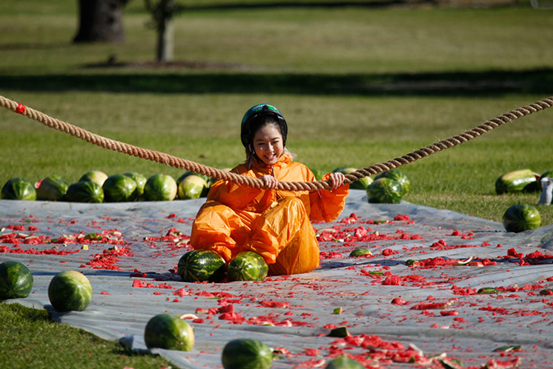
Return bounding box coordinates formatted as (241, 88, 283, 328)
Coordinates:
(36, 175, 69, 201)
(375, 169, 411, 196)
(366, 178, 403, 204)
(144, 313, 195, 351)
(227, 251, 268, 282)
(102, 174, 138, 202)
(222, 338, 273, 369)
(177, 250, 226, 282)
(64, 181, 104, 203)
(502, 204, 541, 233)
(325, 355, 366, 369)
(1, 178, 37, 201)
(0, 261, 34, 300)
(48, 270, 93, 312)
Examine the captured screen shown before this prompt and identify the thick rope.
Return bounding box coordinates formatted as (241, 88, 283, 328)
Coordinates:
(1, 95, 552, 191)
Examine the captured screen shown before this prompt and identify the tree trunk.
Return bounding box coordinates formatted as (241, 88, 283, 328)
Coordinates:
(156, 17, 174, 62)
(73, 0, 129, 43)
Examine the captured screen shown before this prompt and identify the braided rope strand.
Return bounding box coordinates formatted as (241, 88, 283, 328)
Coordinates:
(1, 95, 552, 191)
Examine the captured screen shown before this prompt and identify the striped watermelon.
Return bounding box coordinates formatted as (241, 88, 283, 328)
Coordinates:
(366, 178, 402, 204)
(79, 170, 108, 186)
(144, 314, 195, 351)
(178, 250, 226, 282)
(1, 178, 36, 201)
(222, 338, 273, 369)
(48, 270, 93, 312)
(502, 204, 541, 233)
(102, 174, 138, 202)
(0, 261, 34, 300)
(36, 175, 69, 201)
(143, 173, 177, 201)
(227, 251, 268, 282)
(64, 181, 104, 203)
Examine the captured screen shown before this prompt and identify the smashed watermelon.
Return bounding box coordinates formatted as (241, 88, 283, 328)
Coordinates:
(36, 175, 69, 201)
(144, 314, 195, 351)
(502, 204, 541, 233)
(0, 261, 34, 300)
(366, 177, 402, 204)
(1, 178, 36, 201)
(227, 251, 268, 282)
(178, 250, 226, 282)
(48, 270, 93, 312)
(64, 181, 104, 203)
(222, 338, 273, 369)
(143, 173, 177, 201)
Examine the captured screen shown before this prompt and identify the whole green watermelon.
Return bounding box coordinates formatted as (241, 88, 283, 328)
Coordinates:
(495, 169, 537, 194)
(0, 261, 34, 300)
(64, 181, 104, 203)
(36, 175, 69, 201)
(375, 169, 410, 196)
(222, 339, 273, 369)
(144, 314, 195, 351)
(79, 170, 108, 186)
(310, 168, 325, 181)
(333, 167, 373, 190)
(325, 355, 365, 369)
(503, 204, 541, 233)
(178, 174, 207, 200)
(178, 250, 226, 282)
(227, 251, 268, 282)
(48, 270, 93, 312)
(102, 174, 138, 202)
(143, 173, 177, 201)
(123, 172, 147, 199)
(366, 178, 402, 204)
(1, 178, 36, 201)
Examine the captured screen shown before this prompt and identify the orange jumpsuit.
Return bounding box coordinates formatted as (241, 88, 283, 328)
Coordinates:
(190, 154, 349, 276)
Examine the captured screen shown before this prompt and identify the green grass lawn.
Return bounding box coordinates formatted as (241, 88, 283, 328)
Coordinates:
(0, 2, 553, 367)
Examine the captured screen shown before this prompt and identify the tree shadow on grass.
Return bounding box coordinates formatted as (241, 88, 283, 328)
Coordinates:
(0, 68, 552, 97)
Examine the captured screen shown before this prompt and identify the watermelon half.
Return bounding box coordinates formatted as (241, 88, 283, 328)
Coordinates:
(502, 204, 541, 233)
(123, 172, 147, 199)
(366, 178, 403, 204)
(143, 173, 177, 201)
(375, 169, 410, 196)
(333, 167, 373, 190)
(325, 355, 365, 369)
(36, 175, 69, 201)
(144, 313, 195, 351)
(1, 178, 36, 201)
(79, 171, 109, 186)
(0, 261, 34, 300)
(227, 251, 268, 282)
(222, 338, 273, 369)
(102, 174, 138, 202)
(64, 181, 104, 203)
(495, 169, 538, 194)
(177, 250, 226, 282)
(48, 270, 93, 312)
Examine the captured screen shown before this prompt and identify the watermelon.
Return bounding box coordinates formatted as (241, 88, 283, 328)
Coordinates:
(375, 169, 410, 195)
(222, 338, 273, 369)
(143, 173, 177, 201)
(325, 355, 365, 369)
(227, 251, 268, 282)
(178, 174, 207, 200)
(310, 168, 326, 181)
(333, 167, 373, 190)
(502, 204, 541, 233)
(102, 174, 138, 202)
(36, 175, 69, 201)
(349, 248, 372, 257)
(144, 313, 195, 351)
(366, 178, 403, 204)
(64, 181, 104, 203)
(123, 172, 147, 199)
(48, 270, 93, 312)
(79, 170, 108, 186)
(0, 261, 34, 300)
(495, 169, 538, 194)
(1, 178, 36, 201)
(177, 250, 226, 282)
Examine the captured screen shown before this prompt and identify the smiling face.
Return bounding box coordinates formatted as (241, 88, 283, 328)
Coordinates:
(252, 123, 284, 166)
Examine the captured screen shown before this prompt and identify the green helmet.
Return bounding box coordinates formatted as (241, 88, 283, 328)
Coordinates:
(240, 104, 288, 152)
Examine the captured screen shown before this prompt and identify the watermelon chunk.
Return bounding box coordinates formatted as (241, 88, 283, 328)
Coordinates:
(0, 261, 34, 300)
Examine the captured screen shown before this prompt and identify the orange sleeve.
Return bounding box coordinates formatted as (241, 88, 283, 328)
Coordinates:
(308, 173, 349, 222)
